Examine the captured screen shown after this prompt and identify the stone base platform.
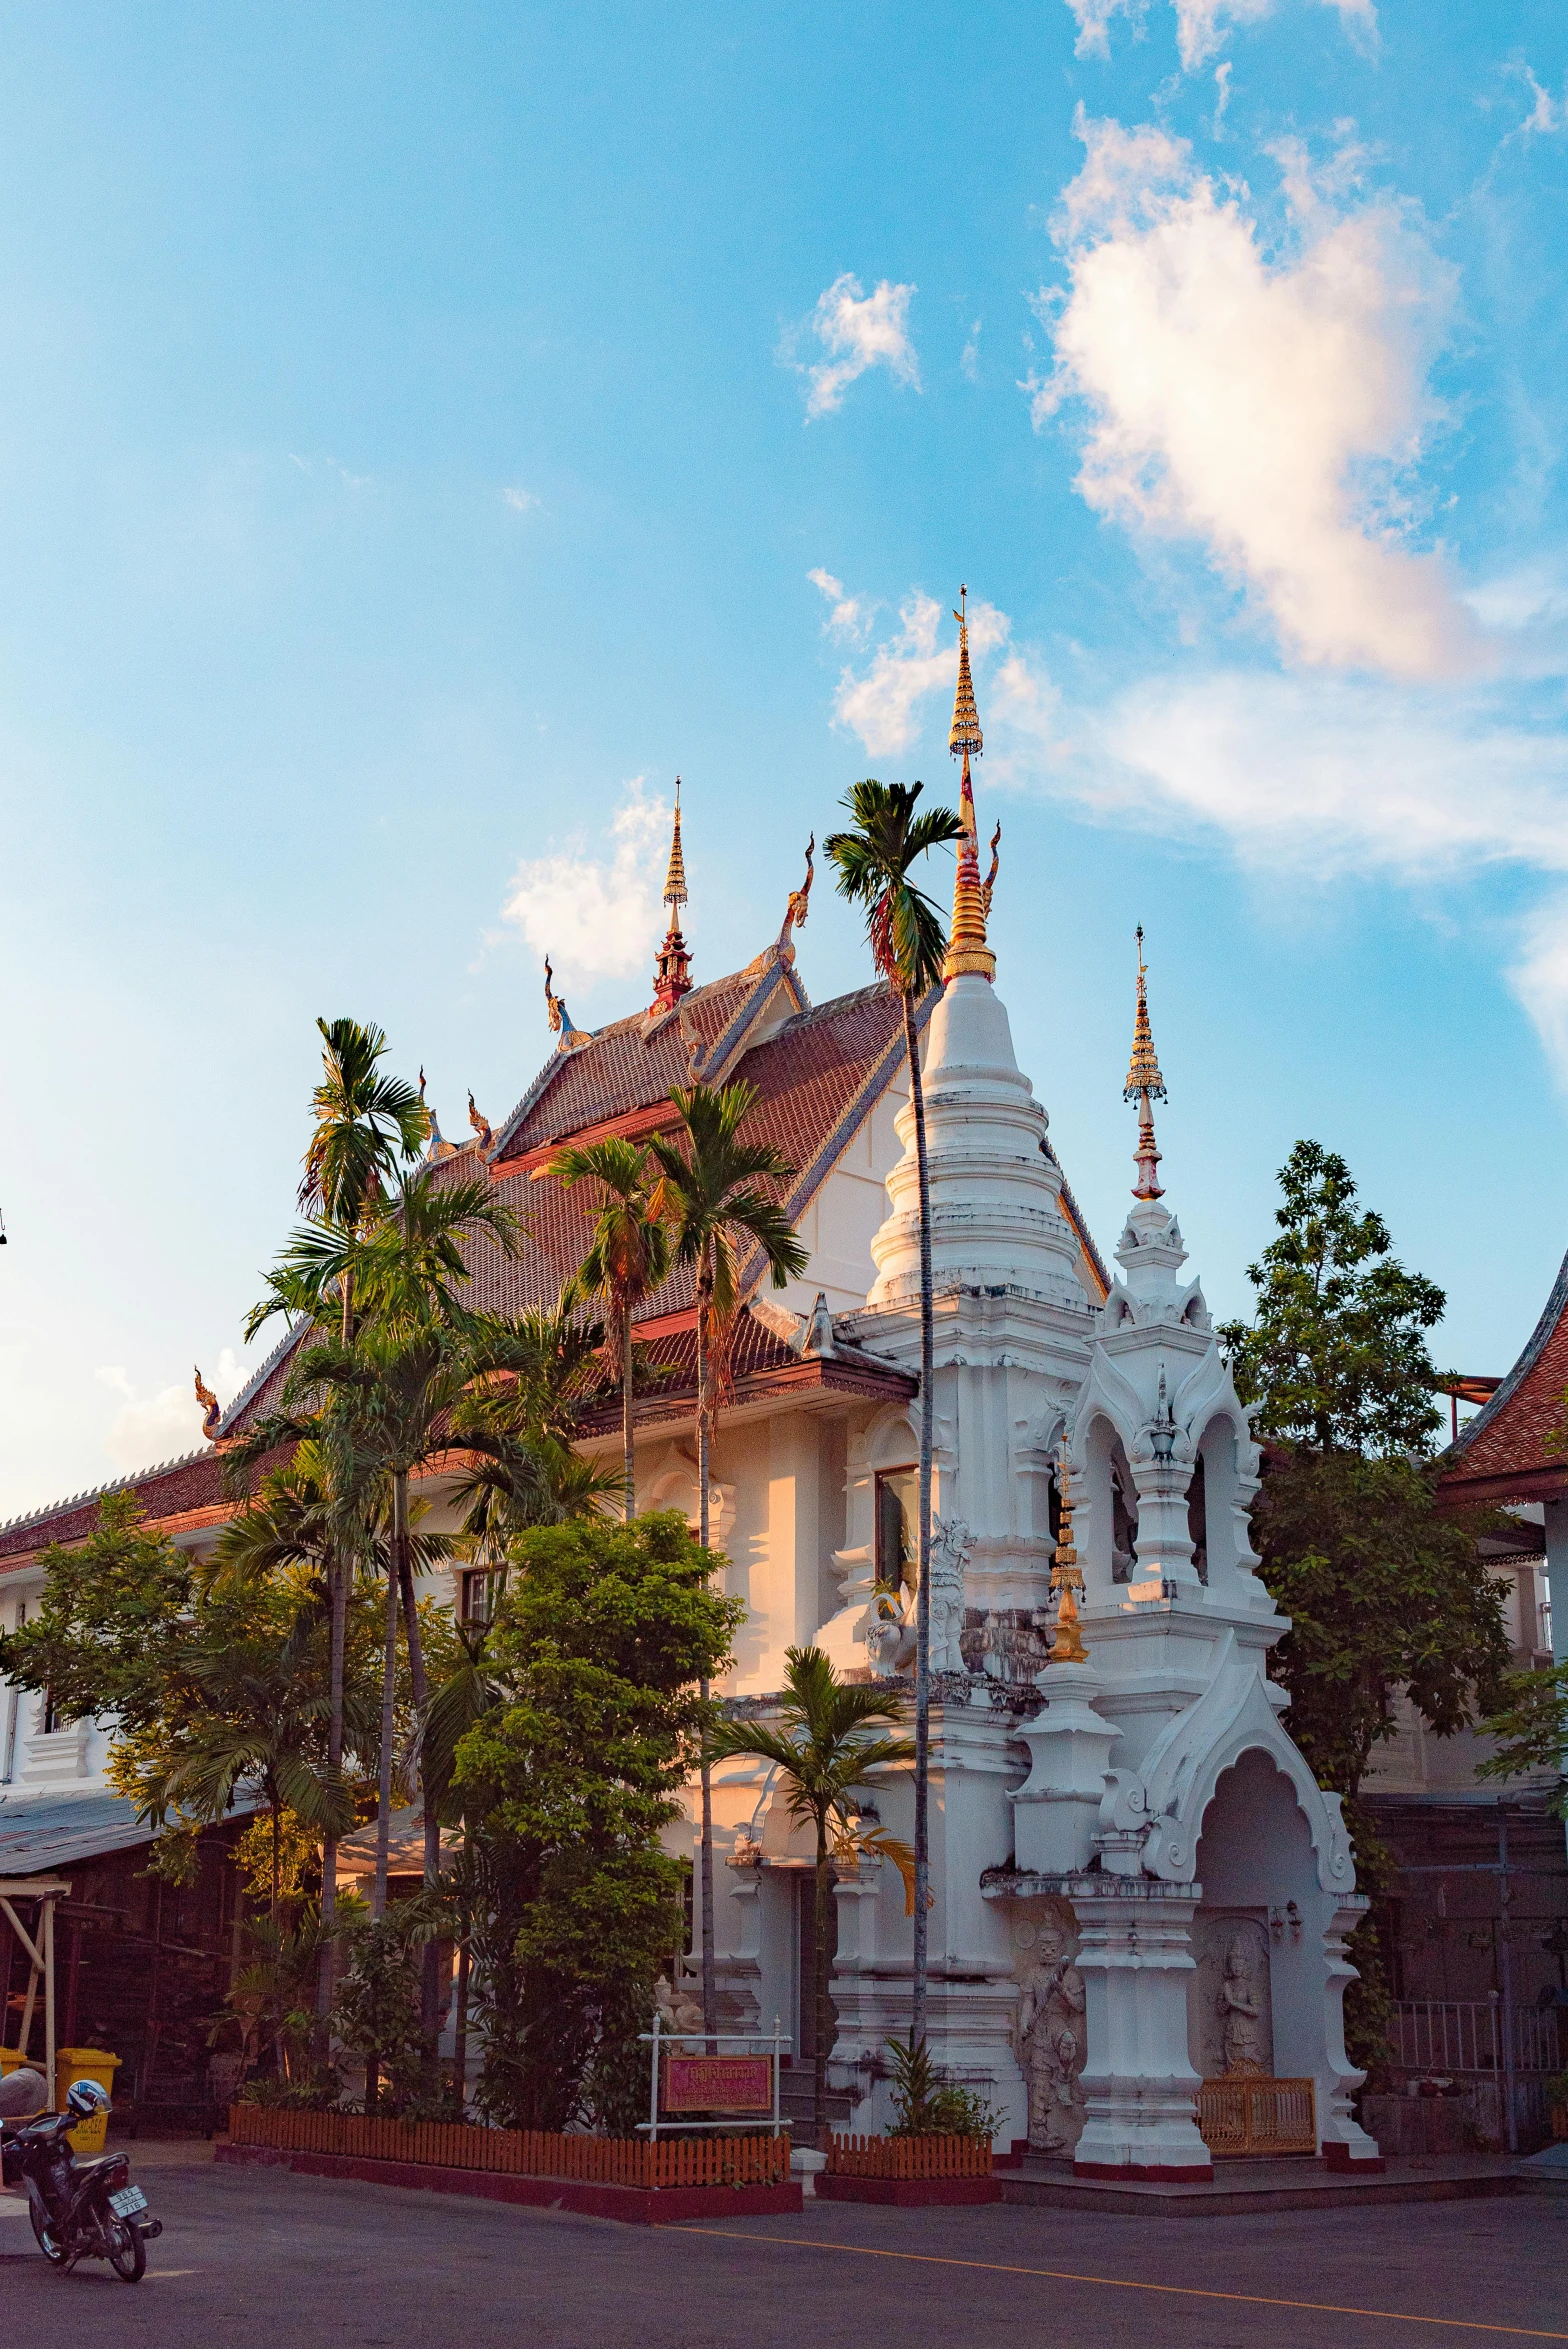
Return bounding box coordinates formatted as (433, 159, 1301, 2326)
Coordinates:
(815, 2172, 1001, 2207)
(216, 2141, 802, 2226)
(1000, 2153, 1524, 2218)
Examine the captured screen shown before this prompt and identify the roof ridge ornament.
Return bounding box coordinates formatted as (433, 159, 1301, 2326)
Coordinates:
(652, 778, 694, 1010)
(1124, 924, 1167, 1202)
(778, 834, 814, 962)
(418, 1067, 460, 1160)
(543, 959, 591, 1053)
(942, 585, 998, 985)
(194, 1366, 222, 1444)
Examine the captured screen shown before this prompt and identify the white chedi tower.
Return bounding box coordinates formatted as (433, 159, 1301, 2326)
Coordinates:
(1001, 942, 1382, 2179)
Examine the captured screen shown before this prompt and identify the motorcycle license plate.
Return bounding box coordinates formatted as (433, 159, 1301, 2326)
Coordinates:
(108, 2186, 148, 2220)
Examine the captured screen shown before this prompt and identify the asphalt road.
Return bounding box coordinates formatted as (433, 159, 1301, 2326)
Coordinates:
(2, 2151, 1564, 2347)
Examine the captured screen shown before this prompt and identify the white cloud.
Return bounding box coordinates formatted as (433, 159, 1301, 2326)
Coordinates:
(97, 1349, 245, 1474)
(1063, 0, 1374, 69)
(1511, 896, 1568, 1083)
(793, 274, 920, 420)
(503, 486, 540, 514)
(1031, 114, 1474, 680)
(961, 321, 982, 383)
(499, 778, 672, 982)
(832, 592, 1010, 759)
(808, 567, 875, 642)
(1510, 65, 1566, 137)
(1093, 671, 1568, 880)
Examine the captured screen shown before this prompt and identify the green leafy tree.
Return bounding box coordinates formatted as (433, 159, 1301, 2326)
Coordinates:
(0, 1493, 384, 1927)
(709, 1646, 913, 2145)
(1219, 1140, 1446, 1457)
(825, 778, 963, 2043)
(452, 1510, 741, 2132)
(1220, 1143, 1511, 2065)
(1477, 1663, 1568, 1818)
(550, 1137, 671, 1523)
(646, 1081, 807, 2035)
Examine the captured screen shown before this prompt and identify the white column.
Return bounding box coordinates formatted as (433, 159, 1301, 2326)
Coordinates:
(1069, 1875, 1212, 2180)
(1546, 1499, 1568, 1863)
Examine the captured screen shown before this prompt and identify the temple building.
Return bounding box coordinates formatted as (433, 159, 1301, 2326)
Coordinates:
(4, 602, 1560, 2163)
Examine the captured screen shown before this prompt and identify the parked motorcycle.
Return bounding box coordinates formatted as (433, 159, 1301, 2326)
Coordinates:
(0, 2074, 160, 2282)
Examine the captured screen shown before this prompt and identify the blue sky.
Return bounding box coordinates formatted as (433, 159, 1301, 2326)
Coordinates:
(1, 0, 1566, 1514)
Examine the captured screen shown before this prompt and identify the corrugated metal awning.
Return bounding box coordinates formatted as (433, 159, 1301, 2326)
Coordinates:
(0, 1788, 258, 1876)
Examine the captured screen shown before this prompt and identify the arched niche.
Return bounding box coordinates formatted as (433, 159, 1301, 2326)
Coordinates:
(1189, 1747, 1326, 2088)
(1190, 1411, 1249, 1599)
(1079, 1412, 1139, 1600)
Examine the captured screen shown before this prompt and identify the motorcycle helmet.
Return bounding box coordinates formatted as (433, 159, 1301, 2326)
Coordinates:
(66, 2079, 110, 2122)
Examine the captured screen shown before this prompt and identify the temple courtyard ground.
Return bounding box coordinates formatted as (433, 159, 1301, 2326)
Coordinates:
(2, 2144, 1564, 2345)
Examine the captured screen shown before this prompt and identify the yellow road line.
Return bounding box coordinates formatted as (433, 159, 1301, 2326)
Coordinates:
(673, 2226, 1567, 2340)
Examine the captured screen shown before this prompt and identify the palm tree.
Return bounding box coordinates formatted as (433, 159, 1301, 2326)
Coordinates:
(709, 1646, 913, 2146)
(257, 1018, 428, 2015)
(646, 1080, 809, 2036)
(549, 1138, 671, 1521)
(824, 780, 963, 2045)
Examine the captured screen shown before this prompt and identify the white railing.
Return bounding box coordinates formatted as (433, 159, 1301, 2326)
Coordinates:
(1392, 2000, 1561, 2076)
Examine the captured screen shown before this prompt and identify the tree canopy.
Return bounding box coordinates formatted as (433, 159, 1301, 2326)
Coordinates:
(452, 1510, 742, 2133)
(1219, 1140, 1447, 1458)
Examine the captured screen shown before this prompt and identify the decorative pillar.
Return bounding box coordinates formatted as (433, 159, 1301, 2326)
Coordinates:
(1318, 1896, 1384, 2169)
(1067, 1874, 1212, 2180)
(1010, 1662, 1119, 1874)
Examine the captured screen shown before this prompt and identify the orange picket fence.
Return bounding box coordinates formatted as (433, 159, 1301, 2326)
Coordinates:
(826, 2132, 993, 2180)
(227, 2104, 790, 2189)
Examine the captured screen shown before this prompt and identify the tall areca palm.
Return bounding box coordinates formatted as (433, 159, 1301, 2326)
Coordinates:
(276, 1170, 522, 2043)
(709, 1646, 913, 2145)
(824, 780, 963, 2045)
(549, 1138, 671, 1522)
(647, 1080, 808, 2036)
(264, 1019, 428, 2012)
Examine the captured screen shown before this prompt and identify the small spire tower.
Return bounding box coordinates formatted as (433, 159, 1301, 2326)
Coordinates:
(652, 778, 693, 1011)
(942, 586, 998, 985)
(1124, 925, 1167, 1200)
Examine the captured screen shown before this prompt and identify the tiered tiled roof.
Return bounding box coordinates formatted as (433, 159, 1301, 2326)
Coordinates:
(1437, 1244, 1568, 1506)
(4, 943, 1108, 1557)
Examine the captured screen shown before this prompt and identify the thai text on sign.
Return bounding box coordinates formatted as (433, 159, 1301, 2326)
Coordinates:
(663, 2055, 773, 2113)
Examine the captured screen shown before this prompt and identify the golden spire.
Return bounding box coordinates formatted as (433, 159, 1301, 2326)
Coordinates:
(652, 778, 693, 1010)
(663, 777, 689, 912)
(942, 586, 998, 985)
(1049, 1441, 1088, 1663)
(1124, 925, 1167, 1201)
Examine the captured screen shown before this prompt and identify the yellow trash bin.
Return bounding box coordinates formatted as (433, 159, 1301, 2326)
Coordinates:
(54, 2049, 121, 2152)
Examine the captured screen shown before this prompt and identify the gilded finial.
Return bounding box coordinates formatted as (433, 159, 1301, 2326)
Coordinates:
(194, 1366, 222, 1444)
(1049, 1441, 1088, 1663)
(942, 587, 996, 985)
(467, 1091, 494, 1154)
(663, 777, 688, 912)
(652, 780, 694, 1010)
(542, 959, 590, 1053)
(1124, 925, 1166, 1201)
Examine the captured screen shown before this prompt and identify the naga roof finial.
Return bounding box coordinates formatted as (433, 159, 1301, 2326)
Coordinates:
(194, 1367, 222, 1444)
(467, 1091, 494, 1154)
(942, 586, 997, 985)
(777, 834, 814, 962)
(544, 958, 590, 1053)
(1124, 925, 1167, 1202)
